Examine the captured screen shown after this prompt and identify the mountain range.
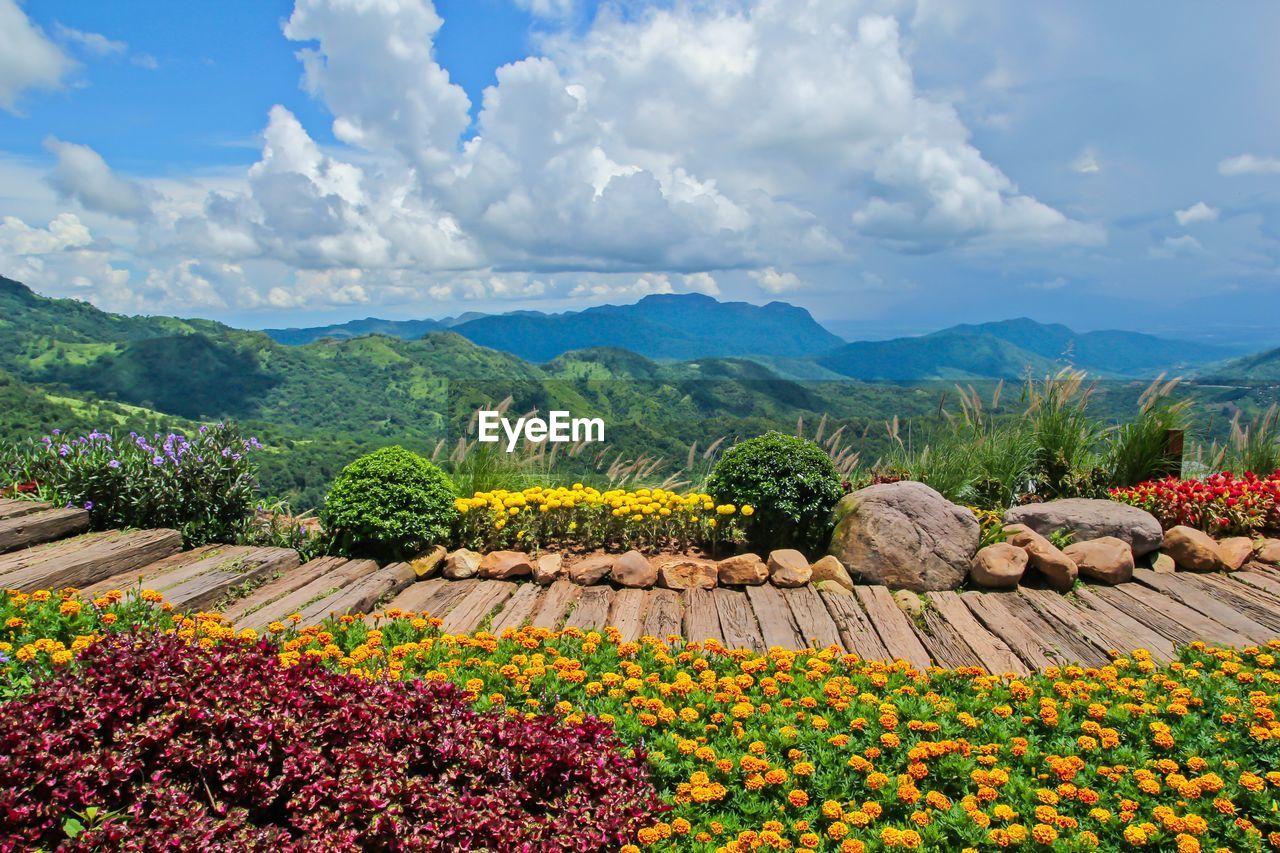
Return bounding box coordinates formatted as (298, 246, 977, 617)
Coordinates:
(2, 273, 1276, 508)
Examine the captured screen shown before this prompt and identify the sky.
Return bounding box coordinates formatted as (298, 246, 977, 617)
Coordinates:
(2, 0, 1279, 343)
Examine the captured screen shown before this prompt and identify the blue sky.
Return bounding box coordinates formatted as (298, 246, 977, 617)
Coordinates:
(2, 0, 1279, 345)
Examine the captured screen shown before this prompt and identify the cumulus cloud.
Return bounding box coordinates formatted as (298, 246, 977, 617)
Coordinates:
(1150, 234, 1202, 258)
(0, 0, 74, 113)
(0, 212, 92, 254)
(682, 272, 720, 295)
(1072, 149, 1100, 174)
(43, 137, 157, 219)
(749, 267, 802, 293)
(514, 0, 576, 19)
(1174, 201, 1218, 226)
(1218, 154, 1280, 176)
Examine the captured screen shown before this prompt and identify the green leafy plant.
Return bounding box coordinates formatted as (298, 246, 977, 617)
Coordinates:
(1048, 528, 1075, 549)
(970, 506, 1008, 548)
(706, 431, 843, 554)
(321, 446, 458, 561)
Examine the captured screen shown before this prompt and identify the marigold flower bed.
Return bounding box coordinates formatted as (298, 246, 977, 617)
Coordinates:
(454, 485, 753, 553)
(1110, 470, 1280, 535)
(3, 587, 1280, 851)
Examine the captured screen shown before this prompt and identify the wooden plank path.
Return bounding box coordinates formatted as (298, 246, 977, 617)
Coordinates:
(2, 497, 1280, 673)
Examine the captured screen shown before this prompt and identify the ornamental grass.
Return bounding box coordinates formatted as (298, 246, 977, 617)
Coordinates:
(3, 587, 1280, 851)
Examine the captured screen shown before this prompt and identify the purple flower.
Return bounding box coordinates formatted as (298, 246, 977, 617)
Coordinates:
(51, 429, 61, 436)
(83, 501, 94, 511)
(108, 459, 120, 469)
(152, 456, 165, 466)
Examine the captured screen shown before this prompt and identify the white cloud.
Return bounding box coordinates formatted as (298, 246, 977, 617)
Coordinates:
(1218, 154, 1280, 176)
(1174, 201, 1219, 226)
(54, 24, 126, 57)
(1072, 149, 1100, 174)
(131, 54, 160, 71)
(681, 271, 720, 295)
(0, 0, 74, 113)
(514, 0, 575, 19)
(43, 137, 157, 219)
(0, 212, 92, 254)
(1026, 275, 1067, 291)
(749, 267, 802, 293)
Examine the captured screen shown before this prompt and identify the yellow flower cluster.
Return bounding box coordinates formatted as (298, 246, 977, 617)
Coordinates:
(453, 484, 752, 552)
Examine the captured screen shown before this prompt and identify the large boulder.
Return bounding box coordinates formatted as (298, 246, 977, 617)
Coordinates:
(829, 481, 979, 592)
(569, 554, 614, 585)
(1257, 538, 1280, 564)
(1003, 499, 1162, 557)
(478, 550, 533, 580)
(1004, 524, 1078, 592)
(443, 549, 482, 580)
(717, 553, 769, 586)
(1162, 526, 1228, 572)
(612, 550, 657, 588)
(969, 542, 1028, 589)
(657, 557, 718, 591)
(810, 555, 854, 592)
(767, 549, 812, 588)
(1063, 537, 1134, 585)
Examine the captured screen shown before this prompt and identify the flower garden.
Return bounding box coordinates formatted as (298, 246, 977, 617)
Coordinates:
(2, 587, 1280, 850)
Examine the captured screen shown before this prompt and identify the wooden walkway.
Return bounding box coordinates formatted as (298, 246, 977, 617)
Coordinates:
(4, 499, 1280, 675)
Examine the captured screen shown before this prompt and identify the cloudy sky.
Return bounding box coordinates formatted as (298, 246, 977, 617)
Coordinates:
(2, 0, 1278, 340)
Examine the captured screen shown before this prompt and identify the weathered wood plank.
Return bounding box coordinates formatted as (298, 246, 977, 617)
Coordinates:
(1070, 587, 1177, 664)
(297, 562, 418, 624)
(1099, 583, 1252, 648)
(381, 577, 448, 615)
(1018, 588, 1128, 663)
(1133, 569, 1273, 644)
(856, 586, 931, 671)
(0, 498, 51, 521)
(416, 578, 482, 620)
(1181, 573, 1280, 634)
(746, 583, 803, 649)
(82, 545, 224, 599)
(162, 547, 300, 612)
(926, 591, 1026, 675)
(642, 588, 682, 641)
(683, 588, 725, 645)
(995, 590, 1109, 666)
(820, 589, 891, 661)
(961, 591, 1065, 671)
(489, 583, 543, 635)
(530, 579, 580, 630)
(0, 531, 120, 580)
(713, 588, 765, 653)
(0, 507, 90, 553)
(243, 559, 379, 629)
(1233, 570, 1280, 599)
(565, 585, 613, 631)
(0, 528, 183, 592)
(916, 606, 984, 669)
(220, 556, 348, 622)
(781, 584, 845, 651)
(608, 589, 650, 642)
(440, 580, 517, 635)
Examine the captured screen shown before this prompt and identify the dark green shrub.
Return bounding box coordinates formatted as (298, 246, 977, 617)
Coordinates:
(321, 446, 457, 561)
(706, 431, 843, 554)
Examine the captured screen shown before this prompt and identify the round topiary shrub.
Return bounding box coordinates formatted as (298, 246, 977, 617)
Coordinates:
(0, 632, 663, 849)
(321, 445, 457, 561)
(706, 431, 844, 554)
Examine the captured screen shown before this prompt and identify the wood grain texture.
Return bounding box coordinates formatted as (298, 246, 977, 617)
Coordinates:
(565, 586, 614, 631)
(1069, 587, 1176, 664)
(530, 579, 581, 630)
(608, 589, 650, 642)
(642, 589, 682, 640)
(713, 588, 765, 653)
(440, 580, 517, 634)
(925, 591, 1026, 675)
(682, 588, 724, 645)
(162, 547, 300, 612)
(297, 562, 418, 624)
(961, 591, 1064, 671)
(221, 557, 348, 622)
(489, 583, 543, 634)
(0, 499, 51, 521)
(1132, 569, 1272, 644)
(781, 584, 844, 651)
(0, 507, 91, 553)
(0, 528, 182, 592)
(855, 586, 931, 671)
(745, 583, 802, 650)
(820, 590, 891, 661)
(243, 559, 379, 629)
(1095, 583, 1251, 648)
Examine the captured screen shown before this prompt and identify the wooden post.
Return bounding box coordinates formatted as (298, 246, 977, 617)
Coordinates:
(1161, 428, 1185, 479)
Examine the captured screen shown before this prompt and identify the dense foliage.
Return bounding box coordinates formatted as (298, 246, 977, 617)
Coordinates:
(3, 589, 1280, 852)
(1, 424, 260, 546)
(454, 484, 751, 553)
(0, 630, 662, 850)
(321, 446, 458, 561)
(1111, 470, 1280, 534)
(707, 432, 844, 554)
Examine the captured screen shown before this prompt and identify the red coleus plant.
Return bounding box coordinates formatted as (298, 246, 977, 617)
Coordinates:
(1110, 469, 1280, 535)
(0, 632, 664, 851)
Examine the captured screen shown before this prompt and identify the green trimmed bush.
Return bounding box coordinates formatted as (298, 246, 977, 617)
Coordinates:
(321, 446, 457, 561)
(706, 431, 843, 554)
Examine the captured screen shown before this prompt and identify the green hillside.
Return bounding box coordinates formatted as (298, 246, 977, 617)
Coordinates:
(818, 332, 1061, 380)
(1199, 347, 1280, 383)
